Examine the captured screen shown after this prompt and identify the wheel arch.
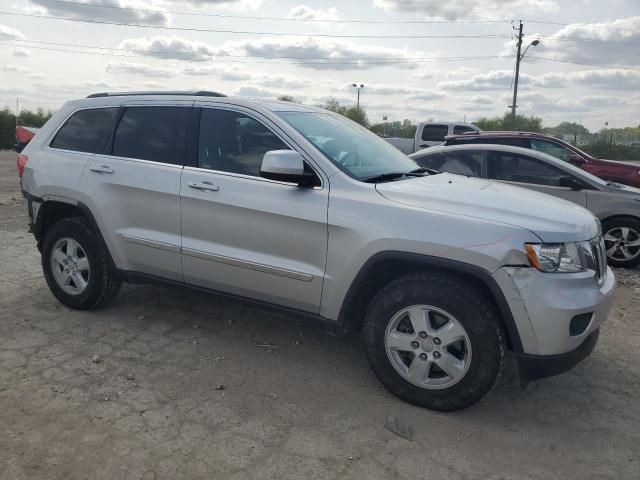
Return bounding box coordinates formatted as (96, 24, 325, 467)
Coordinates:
(31, 196, 105, 254)
(338, 251, 524, 353)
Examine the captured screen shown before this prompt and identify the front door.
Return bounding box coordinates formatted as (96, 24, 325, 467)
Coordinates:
(180, 106, 328, 313)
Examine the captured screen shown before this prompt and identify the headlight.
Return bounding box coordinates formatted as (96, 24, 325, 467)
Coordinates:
(525, 242, 588, 273)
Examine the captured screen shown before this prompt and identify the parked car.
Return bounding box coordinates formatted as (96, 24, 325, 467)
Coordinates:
(444, 131, 640, 188)
(411, 144, 640, 267)
(20, 91, 613, 411)
(384, 122, 481, 154)
(15, 126, 40, 153)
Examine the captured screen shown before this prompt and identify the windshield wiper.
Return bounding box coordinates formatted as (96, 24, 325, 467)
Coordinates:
(363, 172, 408, 183)
(409, 167, 440, 175)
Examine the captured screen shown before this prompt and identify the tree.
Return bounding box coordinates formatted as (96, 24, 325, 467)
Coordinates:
(321, 98, 369, 127)
(0, 108, 55, 149)
(474, 113, 543, 132)
(277, 95, 296, 102)
(544, 122, 590, 145)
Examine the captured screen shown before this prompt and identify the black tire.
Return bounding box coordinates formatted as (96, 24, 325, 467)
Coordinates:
(42, 217, 121, 310)
(602, 217, 640, 268)
(362, 271, 504, 411)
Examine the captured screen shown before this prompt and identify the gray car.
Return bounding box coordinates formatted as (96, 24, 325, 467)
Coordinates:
(411, 144, 640, 268)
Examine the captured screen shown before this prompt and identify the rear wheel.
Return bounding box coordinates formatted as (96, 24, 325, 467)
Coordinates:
(42, 217, 121, 310)
(602, 217, 640, 268)
(362, 272, 504, 411)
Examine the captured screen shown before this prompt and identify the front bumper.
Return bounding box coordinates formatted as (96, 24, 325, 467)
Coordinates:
(493, 265, 615, 379)
(515, 329, 600, 381)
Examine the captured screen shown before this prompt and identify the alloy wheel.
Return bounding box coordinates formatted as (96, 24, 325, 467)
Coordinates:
(604, 226, 640, 262)
(50, 237, 91, 295)
(384, 305, 472, 390)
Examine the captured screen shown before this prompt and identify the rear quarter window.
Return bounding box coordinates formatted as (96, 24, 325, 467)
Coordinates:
(50, 108, 119, 153)
(421, 125, 449, 142)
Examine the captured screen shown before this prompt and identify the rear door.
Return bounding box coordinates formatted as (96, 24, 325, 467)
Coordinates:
(180, 105, 329, 313)
(81, 102, 190, 281)
(487, 150, 587, 206)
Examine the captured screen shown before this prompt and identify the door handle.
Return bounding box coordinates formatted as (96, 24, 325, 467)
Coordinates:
(188, 181, 220, 192)
(89, 165, 114, 174)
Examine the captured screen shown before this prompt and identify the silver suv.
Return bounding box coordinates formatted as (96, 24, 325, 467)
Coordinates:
(19, 92, 615, 411)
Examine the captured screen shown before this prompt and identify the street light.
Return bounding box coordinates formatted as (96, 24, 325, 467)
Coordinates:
(352, 83, 364, 110)
(520, 39, 540, 62)
(510, 21, 540, 118)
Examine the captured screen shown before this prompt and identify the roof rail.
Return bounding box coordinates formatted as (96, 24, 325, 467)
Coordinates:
(87, 91, 226, 98)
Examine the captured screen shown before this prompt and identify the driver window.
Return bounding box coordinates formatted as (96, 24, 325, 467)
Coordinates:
(530, 139, 572, 162)
(198, 109, 290, 177)
(490, 152, 566, 186)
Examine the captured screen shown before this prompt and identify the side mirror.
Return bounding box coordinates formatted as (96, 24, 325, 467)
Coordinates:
(558, 176, 584, 191)
(569, 154, 586, 165)
(260, 150, 317, 187)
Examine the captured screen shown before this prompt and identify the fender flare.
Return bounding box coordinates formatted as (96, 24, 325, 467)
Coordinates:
(338, 251, 524, 353)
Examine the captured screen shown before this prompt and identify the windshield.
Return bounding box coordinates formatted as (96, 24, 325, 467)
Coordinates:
(277, 111, 419, 180)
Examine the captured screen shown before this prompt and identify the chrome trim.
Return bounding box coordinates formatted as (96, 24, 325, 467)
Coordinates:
(591, 236, 607, 286)
(182, 165, 322, 189)
(182, 247, 313, 282)
(92, 154, 184, 169)
(122, 234, 181, 254)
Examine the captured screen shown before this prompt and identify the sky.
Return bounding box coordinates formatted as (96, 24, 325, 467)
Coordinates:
(1, 0, 639, 131)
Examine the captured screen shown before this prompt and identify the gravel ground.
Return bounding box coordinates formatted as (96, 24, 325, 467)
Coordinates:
(1, 151, 639, 480)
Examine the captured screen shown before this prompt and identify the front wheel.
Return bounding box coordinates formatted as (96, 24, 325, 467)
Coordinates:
(362, 272, 504, 411)
(602, 217, 640, 268)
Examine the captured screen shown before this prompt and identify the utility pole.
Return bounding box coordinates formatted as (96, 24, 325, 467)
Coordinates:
(510, 21, 523, 119)
(352, 83, 364, 110)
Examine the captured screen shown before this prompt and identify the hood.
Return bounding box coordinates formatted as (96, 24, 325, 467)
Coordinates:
(376, 173, 599, 243)
(597, 158, 640, 169)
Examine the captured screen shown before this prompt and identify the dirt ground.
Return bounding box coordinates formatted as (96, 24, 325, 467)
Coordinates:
(1, 150, 639, 480)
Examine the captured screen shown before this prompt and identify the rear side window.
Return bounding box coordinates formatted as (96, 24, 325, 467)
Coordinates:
(441, 150, 487, 177)
(421, 125, 449, 142)
(50, 108, 119, 153)
(453, 125, 476, 135)
(413, 152, 446, 170)
(113, 107, 187, 164)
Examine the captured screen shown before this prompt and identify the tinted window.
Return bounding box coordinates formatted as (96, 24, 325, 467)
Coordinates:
(453, 125, 476, 135)
(489, 151, 567, 186)
(413, 152, 446, 171)
(113, 107, 186, 164)
(199, 109, 289, 177)
(51, 108, 119, 153)
(421, 125, 449, 142)
(530, 139, 572, 161)
(440, 150, 487, 177)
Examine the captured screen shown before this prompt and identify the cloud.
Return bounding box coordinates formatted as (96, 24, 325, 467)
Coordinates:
(2, 65, 31, 73)
(438, 70, 525, 91)
(0, 24, 25, 40)
(105, 61, 177, 77)
(371, 0, 558, 21)
(119, 36, 218, 61)
(569, 69, 640, 90)
(226, 37, 421, 70)
(536, 16, 640, 66)
(515, 92, 628, 114)
(120, 35, 422, 70)
(235, 85, 279, 97)
(12, 47, 31, 57)
(182, 64, 310, 89)
(29, 0, 171, 26)
(183, 0, 263, 9)
(287, 5, 338, 21)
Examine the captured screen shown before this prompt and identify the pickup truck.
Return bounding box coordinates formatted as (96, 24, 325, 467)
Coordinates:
(384, 122, 481, 154)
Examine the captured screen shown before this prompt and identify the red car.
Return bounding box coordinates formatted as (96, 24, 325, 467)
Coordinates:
(444, 131, 640, 188)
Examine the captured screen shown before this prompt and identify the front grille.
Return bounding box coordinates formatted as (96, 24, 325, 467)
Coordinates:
(591, 237, 607, 286)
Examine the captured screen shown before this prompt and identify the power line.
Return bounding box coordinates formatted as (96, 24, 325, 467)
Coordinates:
(530, 34, 639, 46)
(1, 40, 508, 66)
(0, 11, 513, 39)
(526, 56, 639, 70)
(7, 38, 508, 62)
(35, 0, 511, 25)
(525, 19, 638, 33)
